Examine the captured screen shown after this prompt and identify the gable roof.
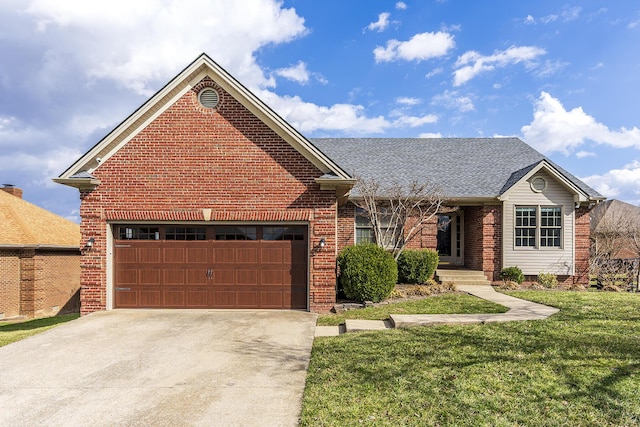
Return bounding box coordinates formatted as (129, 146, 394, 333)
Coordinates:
(311, 137, 603, 202)
(0, 190, 80, 248)
(54, 53, 354, 189)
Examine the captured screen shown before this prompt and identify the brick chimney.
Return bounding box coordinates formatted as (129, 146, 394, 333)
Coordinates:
(1, 184, 23, 199)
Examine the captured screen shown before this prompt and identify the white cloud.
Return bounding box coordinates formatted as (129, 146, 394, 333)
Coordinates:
(367, 12, 391, 32)
(576, 150, 596, 158)
(392, 114, 438, 127)
(581, 160, 640, 204)
(374, 31, 455, 63)
(453, 45, 546, 86)
(396, 2, 407, 10)
(419, 132, 442, 138)
(396, 97, 421, 106)
(425, 67, 444, 78)
(521, 92, 640, 155)
(275, 61, 310, 84)
(24, 0, 308, 95)
(524, 15, 535, 25)
(431, 90, 474, 112)
(561, 6, 582, 22)
(258, 90, 390, 134)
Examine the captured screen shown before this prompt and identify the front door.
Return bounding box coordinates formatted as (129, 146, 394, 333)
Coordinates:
(436, 213, 463, 265)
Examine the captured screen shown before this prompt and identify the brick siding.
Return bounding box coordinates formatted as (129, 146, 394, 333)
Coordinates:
(0, 248, 80, 319)
(79, 77, 338, 314)
(463, 205, 502, 281)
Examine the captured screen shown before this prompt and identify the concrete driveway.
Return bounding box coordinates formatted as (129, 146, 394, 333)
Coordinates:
(0, 309, 317, 426)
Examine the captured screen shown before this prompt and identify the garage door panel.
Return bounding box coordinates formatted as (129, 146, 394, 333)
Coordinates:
(214, 248, 235, 263)
(139, 269, 161, 285)
(260, 291, 283, 308)
(186, 270, 208, 286)
(116, 270, 138, 285)
(163, 291, 185, 307)
(213, 269, 235, 285)
(139, 290, 162, 307)
(237, 270, 258, 285)
(212, 290, 236, 308)
(114, 225, 308, 310)
(186, 247, 209, 263)
(163, 247, 185, 263)
(261, 247, 283, 263)
(115, 290, 137, 307)
(164, 270, 185, 285)
(115, 247, 137, 263)
(236, 248, 258, 263)
(262, 270, 285, 285)
(139, 248, 161, 263)
(235, 291, 258, 308)
(186, 290, 208, 307)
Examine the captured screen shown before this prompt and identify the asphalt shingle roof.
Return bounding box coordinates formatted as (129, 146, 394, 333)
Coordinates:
(310, 137, 602, 200)
(0, 190, 80, 247)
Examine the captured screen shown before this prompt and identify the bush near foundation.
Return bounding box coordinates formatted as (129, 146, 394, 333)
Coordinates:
(337, 244, 397, 303)
(397, 249, 439, 284)
(500, 266, 524, 284)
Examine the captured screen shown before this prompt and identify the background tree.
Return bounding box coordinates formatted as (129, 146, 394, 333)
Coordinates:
(352, 176, 450, 260)
(590, 200, 640, 291)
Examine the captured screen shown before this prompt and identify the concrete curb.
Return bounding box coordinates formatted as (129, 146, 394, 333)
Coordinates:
(315, 285, 559, 336)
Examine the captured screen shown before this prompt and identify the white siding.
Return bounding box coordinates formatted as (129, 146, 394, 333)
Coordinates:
(502, 170, 575, 276)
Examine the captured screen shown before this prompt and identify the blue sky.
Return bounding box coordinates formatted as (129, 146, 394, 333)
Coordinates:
(1, 0, 640, 222)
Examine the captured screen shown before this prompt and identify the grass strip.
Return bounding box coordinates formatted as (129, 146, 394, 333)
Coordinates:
(0, 314, 79, 347)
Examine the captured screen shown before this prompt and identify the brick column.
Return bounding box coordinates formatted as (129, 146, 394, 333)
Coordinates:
(574, 205, 591, 284)
(19, 249, 36, 317)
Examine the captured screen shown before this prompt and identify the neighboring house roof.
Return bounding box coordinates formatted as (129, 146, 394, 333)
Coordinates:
(591, 199, 640, 233)
(311, 137, 603, 202)
(0, 190, 80, 248)
(54, 53, 354, 191)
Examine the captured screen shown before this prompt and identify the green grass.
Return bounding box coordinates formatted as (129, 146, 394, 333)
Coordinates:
(0, 314, 79, 347)
(317, 293, 508, 326)
(302, 291, 640, 426)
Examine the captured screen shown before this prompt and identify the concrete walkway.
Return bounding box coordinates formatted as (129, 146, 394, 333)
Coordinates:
(315, 285, 559, 336)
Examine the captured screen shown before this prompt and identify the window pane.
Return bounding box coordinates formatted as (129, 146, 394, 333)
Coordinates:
(515, 207, 536, 247)
(118, 226, 160, 240)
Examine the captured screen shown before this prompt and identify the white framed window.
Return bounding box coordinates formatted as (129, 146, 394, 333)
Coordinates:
(354, 207, 400, 247)
(515, 206, 562, 249)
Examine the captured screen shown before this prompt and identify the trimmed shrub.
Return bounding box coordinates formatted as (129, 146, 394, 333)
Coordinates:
(538, 272, 559, 289)
(337, 244, 398, 303)
(500, 266, 524, 284)
(397, 249, 439, 284)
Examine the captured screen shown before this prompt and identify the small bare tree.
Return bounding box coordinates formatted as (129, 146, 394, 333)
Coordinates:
(591, 201, 640, 291)
(352, 176, 450, 260)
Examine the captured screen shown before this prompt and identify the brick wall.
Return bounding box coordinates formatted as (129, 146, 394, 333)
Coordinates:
(463, 205, 502, 281)
(337, 203, 355, 251)
(80, 77, 338, 314)
(0, 248, 80, 319)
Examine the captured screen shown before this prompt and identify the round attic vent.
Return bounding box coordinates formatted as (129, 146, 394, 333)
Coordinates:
(531, 176, 547, 192)
(198, 88, 219, 109)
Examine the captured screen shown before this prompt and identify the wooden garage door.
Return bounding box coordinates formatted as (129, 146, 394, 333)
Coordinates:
(113, 225, 307, 309)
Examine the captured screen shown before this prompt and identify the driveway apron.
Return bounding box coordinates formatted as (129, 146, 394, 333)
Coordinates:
(0, 309, 317, 426)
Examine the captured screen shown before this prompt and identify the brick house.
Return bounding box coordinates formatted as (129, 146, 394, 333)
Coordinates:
(55, 54, 603, 315)
(0, 186, 81, 319)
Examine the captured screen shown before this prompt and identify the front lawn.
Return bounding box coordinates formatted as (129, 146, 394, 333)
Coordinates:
(317, 293, 508, 326)
(0, 314, 79, 347)
(302, 291, 640, 426)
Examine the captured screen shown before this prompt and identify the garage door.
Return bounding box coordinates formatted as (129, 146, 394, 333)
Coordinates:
(113, 225, 307, 309)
